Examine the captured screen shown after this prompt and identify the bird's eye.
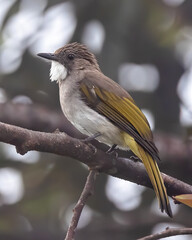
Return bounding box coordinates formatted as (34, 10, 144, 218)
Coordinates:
(67, 54, 75, 60)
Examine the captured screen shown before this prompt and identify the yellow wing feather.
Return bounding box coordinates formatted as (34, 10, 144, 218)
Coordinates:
(95, 88, 152, 140)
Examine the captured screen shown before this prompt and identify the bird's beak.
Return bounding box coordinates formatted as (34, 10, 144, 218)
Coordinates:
(37, 53, 58, 61)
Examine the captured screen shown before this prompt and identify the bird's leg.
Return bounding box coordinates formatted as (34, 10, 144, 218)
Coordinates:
(81, 132, 101, 154)
(106, 144, 117, 153)
(82, 132, 101, 143)
(106, 144, 118, 158)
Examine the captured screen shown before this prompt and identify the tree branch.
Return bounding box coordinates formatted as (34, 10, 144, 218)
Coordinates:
(138, 227, 192, 240)
(0, 121, 192, 198)
(65, 170, 97, 240)
(1, 103, 192, 162)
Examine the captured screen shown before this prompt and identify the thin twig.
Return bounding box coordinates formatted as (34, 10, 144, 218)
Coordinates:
(138, 227, 192, 240)
(65, 170, 98, 240)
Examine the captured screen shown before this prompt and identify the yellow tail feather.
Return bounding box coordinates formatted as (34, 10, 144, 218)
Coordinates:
(123, 133, 172, 217)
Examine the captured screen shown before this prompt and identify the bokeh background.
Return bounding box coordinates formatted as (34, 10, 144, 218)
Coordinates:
(0, 0, 192, 239)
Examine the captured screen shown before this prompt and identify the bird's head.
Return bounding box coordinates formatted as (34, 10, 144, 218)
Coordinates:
(37, 42, 100, 82)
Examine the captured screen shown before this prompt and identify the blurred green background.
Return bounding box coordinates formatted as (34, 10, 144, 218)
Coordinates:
(0, 0, 192, 239)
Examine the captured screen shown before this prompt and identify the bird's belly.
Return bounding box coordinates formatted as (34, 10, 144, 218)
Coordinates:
(73, 109, 124, 147)
(60, 92, 126, 148)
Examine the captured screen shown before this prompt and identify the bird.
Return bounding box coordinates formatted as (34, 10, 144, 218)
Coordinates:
(37, 42, 172, 217)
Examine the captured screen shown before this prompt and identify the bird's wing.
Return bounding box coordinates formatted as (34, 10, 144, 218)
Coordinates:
(80, 72, 173, 217)
(79, 71, 159, 160)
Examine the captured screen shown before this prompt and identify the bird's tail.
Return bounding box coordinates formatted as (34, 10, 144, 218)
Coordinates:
(123, 134, 172, 217)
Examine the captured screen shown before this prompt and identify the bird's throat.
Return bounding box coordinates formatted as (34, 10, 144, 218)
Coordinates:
(50, 61, 67, 82)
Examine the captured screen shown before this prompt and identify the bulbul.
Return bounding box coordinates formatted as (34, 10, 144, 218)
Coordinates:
(38, 42, 172, 217)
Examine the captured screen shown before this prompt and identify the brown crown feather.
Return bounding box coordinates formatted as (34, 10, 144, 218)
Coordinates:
(55, 42, 100, 71)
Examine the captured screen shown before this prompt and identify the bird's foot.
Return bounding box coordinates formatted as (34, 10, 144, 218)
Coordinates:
(81, 133, 101, 154)
(87, 144, 97, 154)
(106, 144, 117, 153)
(106, 144, 118, 158)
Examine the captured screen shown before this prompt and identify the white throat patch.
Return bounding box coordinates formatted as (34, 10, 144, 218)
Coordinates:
(50, 61, 67, 82)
